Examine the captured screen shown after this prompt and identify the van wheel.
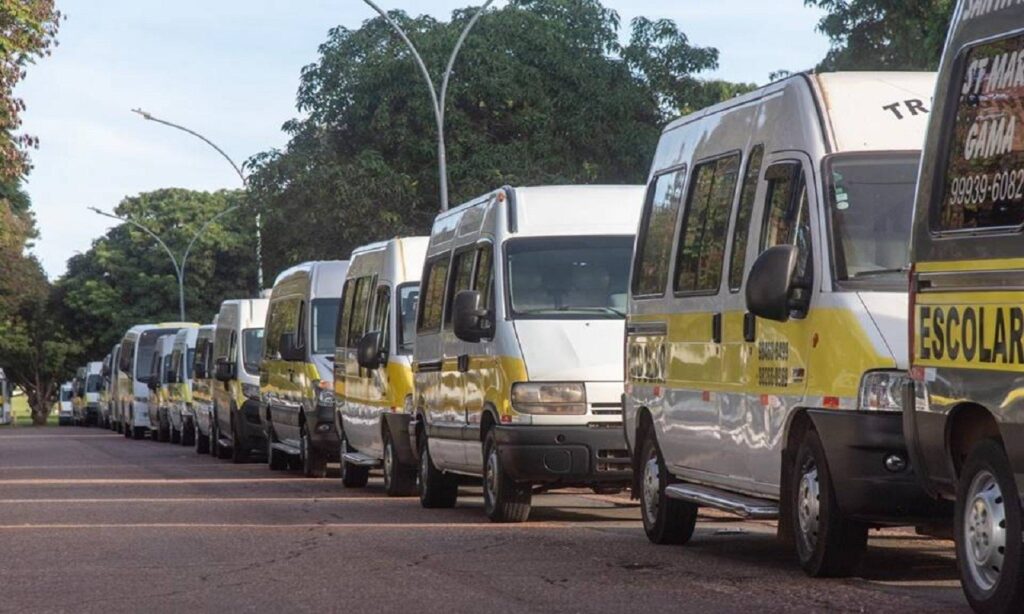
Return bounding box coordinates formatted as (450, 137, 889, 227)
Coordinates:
(195, 421, 210, 455)
(170, 424, 181, 445)
(300, 422, 327, 478)
(482, 429, 531, 523)
(956, 439, 1024, 612)
(132, 426, 145, 440)
(418, 431, 457, 509)
(339, 431, 369, 487)
(267, 426, 288, 471)
(181, 419, 195, 447)
(383, 431, 416, 497)
(638, 428, 697, 545)
(230, 413, 250, 463)
(792, 429, 867, 577)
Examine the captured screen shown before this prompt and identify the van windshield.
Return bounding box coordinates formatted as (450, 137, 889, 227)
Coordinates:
(397, 284, 419, 354)
(242, 328, 264, 374)
(507, 236, 633, 319)
(311, 299, 338, 355)
(86, 375, 101, 393)
(825, 152, 920, 289)
(135, 329, 180, 379)
(60, 388, 72, 402)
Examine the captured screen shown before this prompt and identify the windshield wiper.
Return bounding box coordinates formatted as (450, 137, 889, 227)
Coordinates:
(851, 266, 910, 279)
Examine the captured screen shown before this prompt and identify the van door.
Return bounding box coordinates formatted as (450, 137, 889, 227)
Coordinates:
(340, 275, 379, 454)
(744, 154, 815, 491)
(661, 153, 740, 479)
(441, 248, 478, 470)
(462, 243, 495, 469)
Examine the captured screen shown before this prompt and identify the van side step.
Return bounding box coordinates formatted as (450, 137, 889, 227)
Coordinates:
(270, 441, 300, 456)
(342, 452, 381, 467)
(665, 483, 779, 520)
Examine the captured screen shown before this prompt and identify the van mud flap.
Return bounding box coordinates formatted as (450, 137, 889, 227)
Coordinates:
(383, 412, 416, 466)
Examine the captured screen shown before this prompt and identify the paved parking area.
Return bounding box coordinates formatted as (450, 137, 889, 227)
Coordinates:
(0, 427, 968, 613)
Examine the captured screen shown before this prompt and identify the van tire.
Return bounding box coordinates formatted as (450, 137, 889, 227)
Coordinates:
(383, 431, 416, 497)
(791, 429, 867, 577)
(267, 426, 288, 471)
(638, 428, 697, 545)
(955, 439, 1024, 613)
(170, 424, 181, 445)
(339, 430, 369, 488)
(230, 412, 250, 463)
(181, 418, 195, 447)
(300, 421, 327, 478)
(482, 429, 531, 523)
(418, 432, 457, 509)
(132, 426, 145, 440)
(195, 422, 210, 455)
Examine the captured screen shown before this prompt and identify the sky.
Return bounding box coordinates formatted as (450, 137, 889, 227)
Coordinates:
(18, 0, 831, 278)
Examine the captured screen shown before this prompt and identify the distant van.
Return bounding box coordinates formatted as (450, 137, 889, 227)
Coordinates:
(83, 361, 103, 426)
(102, 344, 121, 432)
(167, 327, 198, 446)
(262, 261, 348, 476)
(145, 334, 179, 442)
(191, 323, 216, 454)
(624, 72, 945, 577)
(211, 299, 269, 462)
(117, 323, 193, 439)
(908, 3, 1024, 610)
(413, 186, 644, 521)
(98, 352, 113, 429)
(334, 237, 428, 494)
(58, 382, 74, 426)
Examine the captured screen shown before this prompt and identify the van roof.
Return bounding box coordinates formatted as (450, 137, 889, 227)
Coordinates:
(663, 71, 936, 154)
(272, 260, 349, 298)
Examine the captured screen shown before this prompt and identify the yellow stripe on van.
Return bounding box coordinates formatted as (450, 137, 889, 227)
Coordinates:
(916, 259, 1024, 273)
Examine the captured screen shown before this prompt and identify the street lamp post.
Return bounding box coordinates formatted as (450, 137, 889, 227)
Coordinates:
(89, 205, 239, 322)
(361, 0, 495, 211)
(131, 109, 265, 289)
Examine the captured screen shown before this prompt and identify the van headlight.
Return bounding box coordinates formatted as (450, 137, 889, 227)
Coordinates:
(242, 383, 261, 401)
(511, 382, 586, 415)
(858, 371, 909, 412)
(314, 381, 335, 408)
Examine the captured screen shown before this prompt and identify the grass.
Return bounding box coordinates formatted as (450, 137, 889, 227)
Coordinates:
(0, 395, 59, 427)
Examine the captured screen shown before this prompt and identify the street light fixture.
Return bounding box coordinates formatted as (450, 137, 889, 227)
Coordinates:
(89, 204, 239, 321)
(361, 0, 495, 211)
(131, 108, 265, 289)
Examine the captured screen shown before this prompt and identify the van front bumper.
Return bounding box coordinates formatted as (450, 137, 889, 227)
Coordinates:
(493, 424, 632, 486)
(809, 409, 951, 524)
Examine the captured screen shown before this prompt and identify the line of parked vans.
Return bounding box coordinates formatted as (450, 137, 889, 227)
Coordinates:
(60, 6, 1024, 608)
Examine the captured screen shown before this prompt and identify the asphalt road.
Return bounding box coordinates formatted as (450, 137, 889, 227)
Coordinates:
(0, 427, 968, 613)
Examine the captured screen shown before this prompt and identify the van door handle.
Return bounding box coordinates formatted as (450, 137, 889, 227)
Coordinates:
(711, 313, 723, 344)
(457, 355, 470, 373)
(743, 313, 756, 343)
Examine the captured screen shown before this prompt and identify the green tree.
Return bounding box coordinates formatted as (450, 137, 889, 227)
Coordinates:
(248, 0, 753, 277)
(56, 189, 259, 362)
(806, 0, 955, 71)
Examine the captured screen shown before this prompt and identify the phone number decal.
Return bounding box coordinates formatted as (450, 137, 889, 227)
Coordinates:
(948, 169, 1024, 206)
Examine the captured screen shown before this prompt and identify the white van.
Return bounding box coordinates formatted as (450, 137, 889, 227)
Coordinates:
(117, 323, 193, 440)
(413, 185, 644, 521)
(83, 361, 103, 426)
(210, 299, 269, 462)
(167, 327, 199, 445)
(103, 344, 121, 431)
(261, 261, 348, 476)
(0, 368, 11, 425)
(334, 237, 428, 494)
(145, 335, 179, 441)
(191, 323, 216, 453)
(58, 382, 74, 426)
(624, 72, 948, 577)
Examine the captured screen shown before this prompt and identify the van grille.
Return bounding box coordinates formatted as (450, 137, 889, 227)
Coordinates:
(590, 402, 622, 416)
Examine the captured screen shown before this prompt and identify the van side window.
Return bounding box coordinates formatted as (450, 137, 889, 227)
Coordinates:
(762, 162, 813, 280)
(675, 154, 740, 293)
(473, 244, 494, 310)
(397, 285, 419, 354)
(418, 256, 450, 334)
(347, 276, 374, 347)
(632, 169, 686, 297)
(729, 145, 764, 291)
(373, 286, 391, 350)
(336, 279, 356, 349)
(937, 34, 1024, 230)
(264, 298, 301, 359)
(445, 250, 477, 326)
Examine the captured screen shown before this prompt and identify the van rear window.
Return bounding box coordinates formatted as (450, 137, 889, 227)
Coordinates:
(939, 33, 1024, 231)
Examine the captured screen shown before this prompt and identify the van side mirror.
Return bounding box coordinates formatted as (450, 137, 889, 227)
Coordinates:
(279, 332, 305, 362)
(357, 331, 386, 370)
(214, 358, 236, 382)
(453, 290, 491, 343)
(746, 245, 801, 322)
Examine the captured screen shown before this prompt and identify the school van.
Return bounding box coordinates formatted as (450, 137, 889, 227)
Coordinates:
(71, 366, 86, 425)
(624, 72, 948, 577)
(166, 327, 198, 445)
(103, 344, 121, 432)
(146, 335, 179, 442)
(412, 185, 643, 522)
(82, 361, 103, 426)
(98, 352, 113, 429)
(58, 382, 74, 426)
(262, 262, 347, 476)
(908, 4, 1024, 611)
(212, 298, 269, 462)
(191, 324, 216, 454)
(117, 323, 193, 440)
(334, 237, 428, 494)
(0, 368, 11, 425)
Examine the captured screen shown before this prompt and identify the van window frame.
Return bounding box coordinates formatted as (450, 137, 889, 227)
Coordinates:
(631, 163, 688, 299)
(417, 252, 452, 335)
(929, 29, 1024, 238)
(728, 144, 765, 293)
(673, 150, 743, 297)
(336, 278, 357, 350)
(395, 282, 420, 355)
(444, 246, 479, 329)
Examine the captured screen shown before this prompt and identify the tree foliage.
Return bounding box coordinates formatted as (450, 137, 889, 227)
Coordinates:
(248, 0, 754, 278)
(806, 0, 954, 71)
(56, 189, 259, 363)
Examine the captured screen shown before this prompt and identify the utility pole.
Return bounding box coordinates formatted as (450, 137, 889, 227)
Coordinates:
(361, 0, 495, 211)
